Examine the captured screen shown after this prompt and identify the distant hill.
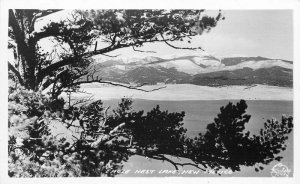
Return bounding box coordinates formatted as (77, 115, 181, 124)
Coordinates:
(220, 56, 293, 66)
(88, 54, 293, 87)
(192, 66, 292, 87)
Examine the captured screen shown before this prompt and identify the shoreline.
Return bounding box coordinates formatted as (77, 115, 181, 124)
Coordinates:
(68, 84, 293, 101)
(102, 98, 294, 102)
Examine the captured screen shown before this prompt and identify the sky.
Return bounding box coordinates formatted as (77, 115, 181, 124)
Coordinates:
(35, 10, 293, 61)
(112, 10, 293, 60)
(199, 10, 293, 60)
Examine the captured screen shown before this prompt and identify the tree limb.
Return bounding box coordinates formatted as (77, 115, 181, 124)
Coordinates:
(8, 10, 30, 61)
(164, 40, 204, 51)
(102, 106, 110, 126)
(70, 79, 167, 92)
(29, 9, 63, 33)
(8, 61, 24, 85)
(90, 122, 126, 148)
(132, 46, 156, 53)
(136, 153, 206, 171)
(100, 53, 120, 58)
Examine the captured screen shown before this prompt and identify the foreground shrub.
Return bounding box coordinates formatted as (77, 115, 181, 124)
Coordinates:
(8, 88, 293, 177)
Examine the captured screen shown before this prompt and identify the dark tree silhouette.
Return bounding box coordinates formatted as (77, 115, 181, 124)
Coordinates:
(186, 100, 293, 172)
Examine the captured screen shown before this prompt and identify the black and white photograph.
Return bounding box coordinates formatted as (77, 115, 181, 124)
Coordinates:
(1, 0, 300, 183)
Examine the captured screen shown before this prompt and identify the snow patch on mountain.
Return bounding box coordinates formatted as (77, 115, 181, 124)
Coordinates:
(114, 65, 126, 70)
(224, 60, 292, 71)
(192, 57, 224, 67)
(158, 59, 204, 74)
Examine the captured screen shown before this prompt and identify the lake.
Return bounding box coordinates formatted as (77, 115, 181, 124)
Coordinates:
(102, 99, 293, 177)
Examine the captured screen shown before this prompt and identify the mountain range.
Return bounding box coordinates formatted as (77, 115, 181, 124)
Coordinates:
(89, 54, 293, 87)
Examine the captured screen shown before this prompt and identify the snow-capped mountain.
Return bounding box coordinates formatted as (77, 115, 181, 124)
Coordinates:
(89, 54, 293, 87)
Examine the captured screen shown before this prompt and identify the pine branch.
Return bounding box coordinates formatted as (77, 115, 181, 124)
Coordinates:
(70, 77, 167, 92)
(136, 153, 206, 171)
